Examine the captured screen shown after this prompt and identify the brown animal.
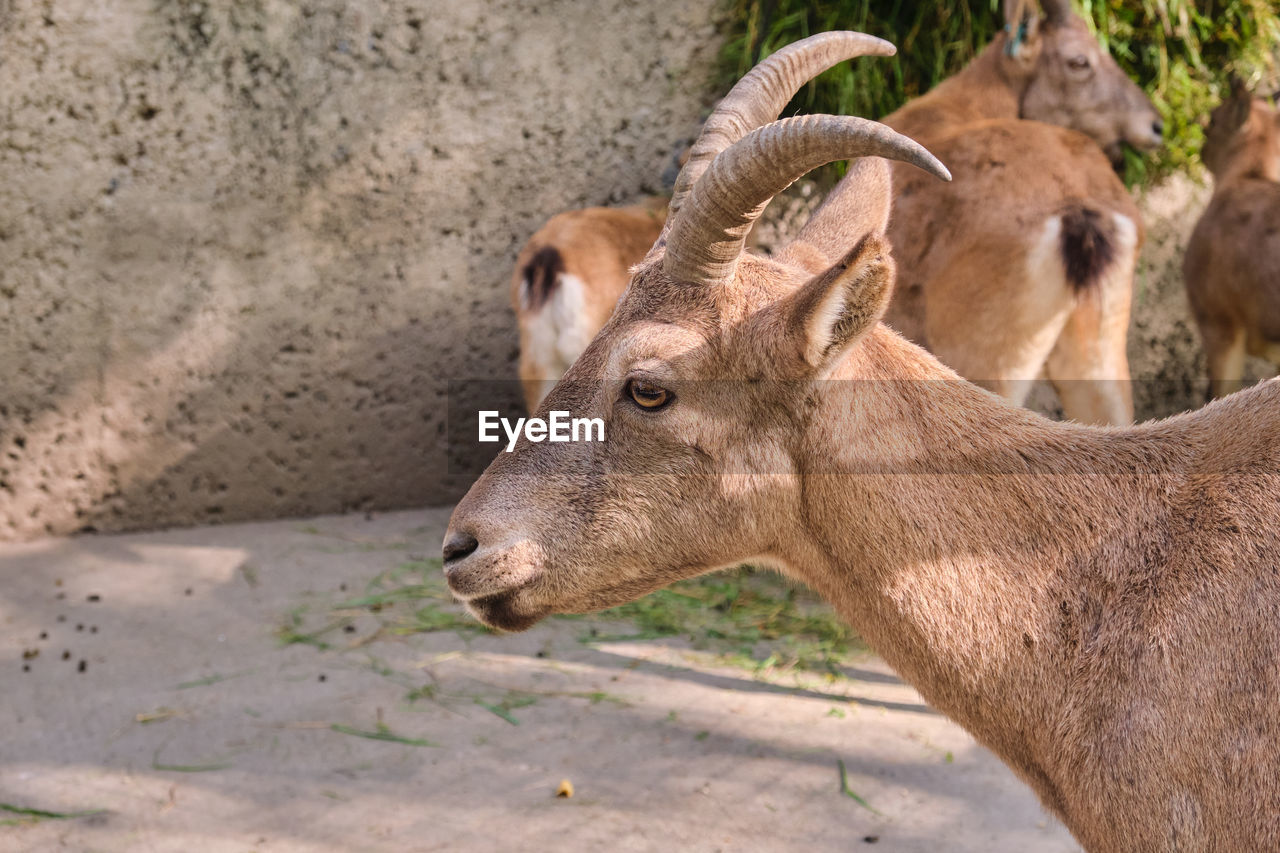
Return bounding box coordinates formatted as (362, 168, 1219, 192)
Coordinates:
(1184, 79, 1280, 400)
(444, 36, 1280, 852)
(511, 200, 667, 412)
(876, 0, 1162, 424)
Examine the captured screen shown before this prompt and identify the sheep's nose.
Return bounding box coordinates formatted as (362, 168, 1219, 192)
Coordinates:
(1152, 118, 1164, 139)
(443, 531, 479, 566)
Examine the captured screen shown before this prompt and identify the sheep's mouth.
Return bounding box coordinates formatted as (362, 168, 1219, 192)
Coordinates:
(1106, 135, 1162, 172)
(1103, 141, 1129, 171)
(464, 589, 549, 633)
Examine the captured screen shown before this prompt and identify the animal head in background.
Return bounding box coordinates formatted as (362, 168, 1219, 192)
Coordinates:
(1003, 0, 1163, 163)
(1200, 76, 1280, 183)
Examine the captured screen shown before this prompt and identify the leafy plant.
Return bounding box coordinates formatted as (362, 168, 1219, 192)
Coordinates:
(718, 0, 1280, 183)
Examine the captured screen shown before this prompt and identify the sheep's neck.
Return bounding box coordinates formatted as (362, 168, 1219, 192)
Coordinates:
(883, 37, 1024, 142)
(1219, 128, 1280, 185)
(780, 327, 1164, 808)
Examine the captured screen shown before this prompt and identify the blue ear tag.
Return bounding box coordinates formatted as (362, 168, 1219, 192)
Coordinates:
(1004, 19, 1028, 57)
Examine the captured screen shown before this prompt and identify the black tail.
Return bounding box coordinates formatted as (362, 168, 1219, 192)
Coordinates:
(521, 246, 564, 311)
(1059, 205, 1115, 292)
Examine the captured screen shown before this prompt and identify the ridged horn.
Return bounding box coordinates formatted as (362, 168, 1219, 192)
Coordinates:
(663, 114, 950, 287)
(666, 32, 897, 224)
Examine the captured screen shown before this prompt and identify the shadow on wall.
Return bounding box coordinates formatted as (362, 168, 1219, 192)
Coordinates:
(0, 0, 723, 539)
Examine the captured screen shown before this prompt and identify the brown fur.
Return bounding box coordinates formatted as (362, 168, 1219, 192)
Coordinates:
(447, 111, 1280, 852)
(871, 3, 1160, 425)
(511, 200, 666, 412)
(519, 246, 566, 312)
(1184, 85, 1280, 400)
(1059, 204, 1116, 291)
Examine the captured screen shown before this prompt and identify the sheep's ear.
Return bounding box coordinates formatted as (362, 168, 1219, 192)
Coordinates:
(1215, 79, 1254, 135)
(1002, 0, 1043, 67)
(786, 234, 894, 372)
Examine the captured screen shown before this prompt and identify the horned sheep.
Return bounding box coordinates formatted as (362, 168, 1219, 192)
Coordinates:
(446, 34, 1280, 852)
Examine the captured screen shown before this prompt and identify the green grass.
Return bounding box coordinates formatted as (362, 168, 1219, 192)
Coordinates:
(355, 557, 859, 673)
(331, 586, 441, 610)
(397, 603, 487, 635)
(717, 0, 1280, 184)
(0, 803, 107, 826)
(276, 612, 346, 650)
(579, 690, 628, 705)
(277, 557, 487, 648)
(837, 757, 881, 812)
(586, 567, 865, 674)
(474, 694, 539, 726)
(174, 670, 253, 689)
(151, 760, 232, 772)
(285, 556, 859, 680)
(330, 557, 490, 637)
(330, 723, 439, 747)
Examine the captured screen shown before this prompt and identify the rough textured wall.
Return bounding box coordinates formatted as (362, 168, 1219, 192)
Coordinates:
(0, 0, 723, 540)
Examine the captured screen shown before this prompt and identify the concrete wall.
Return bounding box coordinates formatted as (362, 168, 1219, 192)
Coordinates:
(3, 2, 1272, 542)
(0, 0, 724, 540)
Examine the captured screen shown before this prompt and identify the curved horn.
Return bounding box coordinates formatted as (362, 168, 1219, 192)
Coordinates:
(667, 32, 897, 223)
(663, 114, 950, 287)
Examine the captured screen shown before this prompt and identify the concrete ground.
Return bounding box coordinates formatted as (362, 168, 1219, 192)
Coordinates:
(1, 509, 1078, 852)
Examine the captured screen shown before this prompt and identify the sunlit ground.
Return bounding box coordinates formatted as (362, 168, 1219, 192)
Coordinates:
(1, 509, 1076, 852)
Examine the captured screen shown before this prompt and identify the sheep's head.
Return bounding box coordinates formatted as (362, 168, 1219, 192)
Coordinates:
(1003, 0, 1163, 163)
(441, 34, 949, 631)
(1200, 78, 1280, 183)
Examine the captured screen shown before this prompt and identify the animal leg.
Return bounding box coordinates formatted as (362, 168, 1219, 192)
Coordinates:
(1203, 324, 1248, 400)
(1247, 337, 1280, 371)
(1045, 210, 1136, 425)
(518, 353, 556, 414)
(1045, 296, 1134, 425)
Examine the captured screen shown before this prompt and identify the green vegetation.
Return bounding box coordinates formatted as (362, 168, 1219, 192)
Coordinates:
(330, 722, 439, 747)
(0, 803, 107, 826)
(150, 760, 232, 772)
(279, 556, 488, 646)
(718, 0, 1280, 182)
(474, 694, 539, 725)
(836, 757, 880, 812)
(285, 552, 858, 684)
(174, 670, 253, 689)
(276, 608, 345, 650)
(587, 567, 865, 673)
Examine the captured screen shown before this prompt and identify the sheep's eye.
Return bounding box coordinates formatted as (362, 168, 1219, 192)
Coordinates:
(626, 379, 671, 410)
(1067, 55, 1090, 71)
